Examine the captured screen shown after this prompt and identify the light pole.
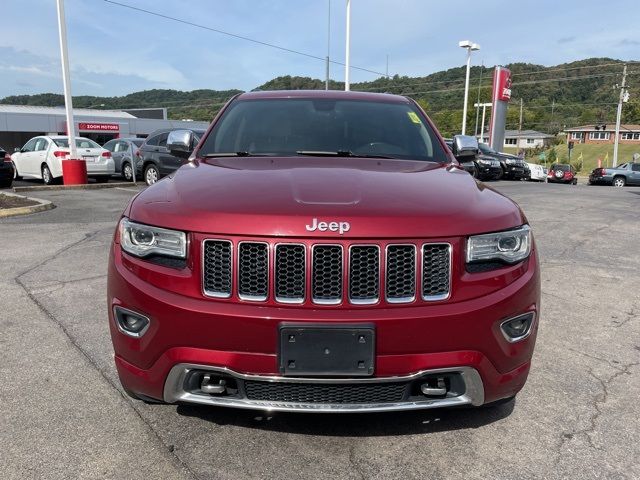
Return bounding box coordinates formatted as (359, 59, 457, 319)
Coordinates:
(345, 0, 351, 91)
(56, 0, 87, 184)
(459, 40, 480, 135)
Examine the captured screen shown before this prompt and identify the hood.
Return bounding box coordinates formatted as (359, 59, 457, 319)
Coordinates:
(129, 157, 525, 238)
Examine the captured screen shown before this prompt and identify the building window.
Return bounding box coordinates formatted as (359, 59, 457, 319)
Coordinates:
(505, 138, 517, 145)
(569, 132, 582, 140)
(620, 132, 640, 140)
(588, 132, 610, 140)
(526, 138, 535, 144)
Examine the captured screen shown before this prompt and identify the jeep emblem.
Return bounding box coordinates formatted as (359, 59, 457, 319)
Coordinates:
(305, 218, 350, 235)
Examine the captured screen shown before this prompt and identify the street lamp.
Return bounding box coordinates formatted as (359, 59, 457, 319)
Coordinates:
(459, 40, 480, 135)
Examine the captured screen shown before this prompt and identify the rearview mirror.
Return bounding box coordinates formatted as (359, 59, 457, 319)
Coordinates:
(451, 135, 479, 159)
(167, 130, 194, 159)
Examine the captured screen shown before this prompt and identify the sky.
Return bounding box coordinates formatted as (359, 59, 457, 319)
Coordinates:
(1, 0, 639, 100)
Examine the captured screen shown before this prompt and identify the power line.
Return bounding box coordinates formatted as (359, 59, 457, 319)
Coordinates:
(102, 0, 388, 78)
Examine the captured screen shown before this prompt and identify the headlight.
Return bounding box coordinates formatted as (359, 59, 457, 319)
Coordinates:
(119, 218, 187, 259)
(466, 225, 531, 264)
(506, 159, 516, 165)
(478, 159, 491, 165)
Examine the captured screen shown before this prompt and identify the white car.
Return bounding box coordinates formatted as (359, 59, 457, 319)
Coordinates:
(12, 136, 115, 185)
(526, 162, 547, 182)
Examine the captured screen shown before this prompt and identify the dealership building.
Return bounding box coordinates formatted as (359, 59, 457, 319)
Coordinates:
(0, 105, 209, 151)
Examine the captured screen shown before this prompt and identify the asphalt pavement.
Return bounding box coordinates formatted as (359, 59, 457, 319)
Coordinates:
(1, 181, 639, 480)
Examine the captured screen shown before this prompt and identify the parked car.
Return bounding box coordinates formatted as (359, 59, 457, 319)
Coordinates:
(526, 163, 547, 182)
(547, 163, 577, 184)
(108, 90, 540, 413)
(588, 162, 640, 187)
(0, 146, 14, 188)
(136, 128, 206, 186)
(478, 143, 527, 180)
(444, 139, 502, 180)
(12, 136, 115, 185)
(103, 138, 144, 182)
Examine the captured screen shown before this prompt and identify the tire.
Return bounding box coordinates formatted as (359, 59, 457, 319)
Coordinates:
(122, 161, 134, 182)
(144, 164, 160, 186)
(41, 164, 55, 185)
(0, 178, 12, 188)
(613, 176, 626, 187)
(572, 179, 577, 185)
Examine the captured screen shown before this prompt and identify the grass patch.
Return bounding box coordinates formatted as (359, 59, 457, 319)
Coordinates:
(506, 144, 640, 173)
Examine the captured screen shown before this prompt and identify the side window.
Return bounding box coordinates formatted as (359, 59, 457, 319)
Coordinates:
(114, 141, 127, 153)
(22, 138, 38, 152)
(35, 138, 49, 151)
(632, 163, 640, 172)
(103, 140, 116, 152)
(145, 134, 161, 147)
(157, 132, 169, 148)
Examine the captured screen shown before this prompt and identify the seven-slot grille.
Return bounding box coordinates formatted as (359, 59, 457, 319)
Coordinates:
(203, 240, 451, 304)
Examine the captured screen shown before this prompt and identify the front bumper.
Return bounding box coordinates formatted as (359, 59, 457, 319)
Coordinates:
(504, 166, 526, 179)
(109, 245, 540, 411)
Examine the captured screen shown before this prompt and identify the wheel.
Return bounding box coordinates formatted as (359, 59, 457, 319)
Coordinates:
(0, 178, 12, 188)
(122, 161, 134, 182)
(613, 176, 626, 187)
(41, 164, 55, 185)
(144, 164, 160, 186)
(572, 179, 577, 185)
(93, 176, 109, 184)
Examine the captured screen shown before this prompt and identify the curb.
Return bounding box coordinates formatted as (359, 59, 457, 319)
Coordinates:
(0, 192, 56, 218)
(12, 182, 140, 193)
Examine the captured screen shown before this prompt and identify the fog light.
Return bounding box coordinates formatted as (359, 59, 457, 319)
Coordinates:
(114, 306, 150, 338)
(500, 312, 535, 342)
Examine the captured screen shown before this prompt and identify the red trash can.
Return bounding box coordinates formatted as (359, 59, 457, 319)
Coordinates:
(62, 159, 88, 185)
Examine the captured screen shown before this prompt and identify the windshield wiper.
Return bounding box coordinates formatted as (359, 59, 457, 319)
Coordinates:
(296, 150, 397, 159)
(203, 151, 274, 157)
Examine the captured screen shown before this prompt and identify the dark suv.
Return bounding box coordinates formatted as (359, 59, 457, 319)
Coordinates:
(137, 128, 205, 185)
(478, 143, 527, 180)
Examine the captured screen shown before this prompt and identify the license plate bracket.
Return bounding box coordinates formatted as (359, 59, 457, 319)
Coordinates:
(279, 324, 375, 376)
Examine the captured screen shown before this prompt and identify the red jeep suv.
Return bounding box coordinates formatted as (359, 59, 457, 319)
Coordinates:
(108, 90, 540, 413)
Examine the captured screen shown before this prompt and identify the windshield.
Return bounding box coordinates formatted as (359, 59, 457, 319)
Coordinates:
(199, 98, 448, 162)
(478, 143, 496, 154)
(53, 138, 101, 149)
(552, 164, 570, 172)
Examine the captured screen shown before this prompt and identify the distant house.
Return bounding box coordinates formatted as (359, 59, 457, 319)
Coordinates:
(502, 130, 555, 149)
(564, 124, 640, 145)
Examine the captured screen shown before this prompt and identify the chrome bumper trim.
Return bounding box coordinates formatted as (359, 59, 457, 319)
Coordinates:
(163, 363, 485, 413)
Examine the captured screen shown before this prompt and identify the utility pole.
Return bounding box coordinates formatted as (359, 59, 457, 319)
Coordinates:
(613, 64, 628, 167)
(344, 0, 351, 91)
(474, 61, 484, 137)
(325, 0, 331, 90)
(517, 98, 523, 155)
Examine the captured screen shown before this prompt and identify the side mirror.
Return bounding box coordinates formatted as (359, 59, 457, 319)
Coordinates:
(167, 130, 194, 159)
(451, 135, 479, 159)
(14, 147, 21, 153)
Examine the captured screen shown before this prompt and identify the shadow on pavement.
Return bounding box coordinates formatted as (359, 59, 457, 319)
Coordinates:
(175, 400, 515, 437)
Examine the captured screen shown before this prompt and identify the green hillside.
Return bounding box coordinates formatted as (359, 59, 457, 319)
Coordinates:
(2, 58, 638, 136)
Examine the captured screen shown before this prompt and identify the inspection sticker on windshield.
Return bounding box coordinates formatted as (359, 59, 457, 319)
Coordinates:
(407, 111, 422, 124)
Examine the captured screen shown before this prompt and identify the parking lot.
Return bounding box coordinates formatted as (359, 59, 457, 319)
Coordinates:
(1, 181, 639, 480)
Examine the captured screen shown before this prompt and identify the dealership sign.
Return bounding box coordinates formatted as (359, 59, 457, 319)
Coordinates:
(78, 122, 120, 132)
(495, 68, 512, 101)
